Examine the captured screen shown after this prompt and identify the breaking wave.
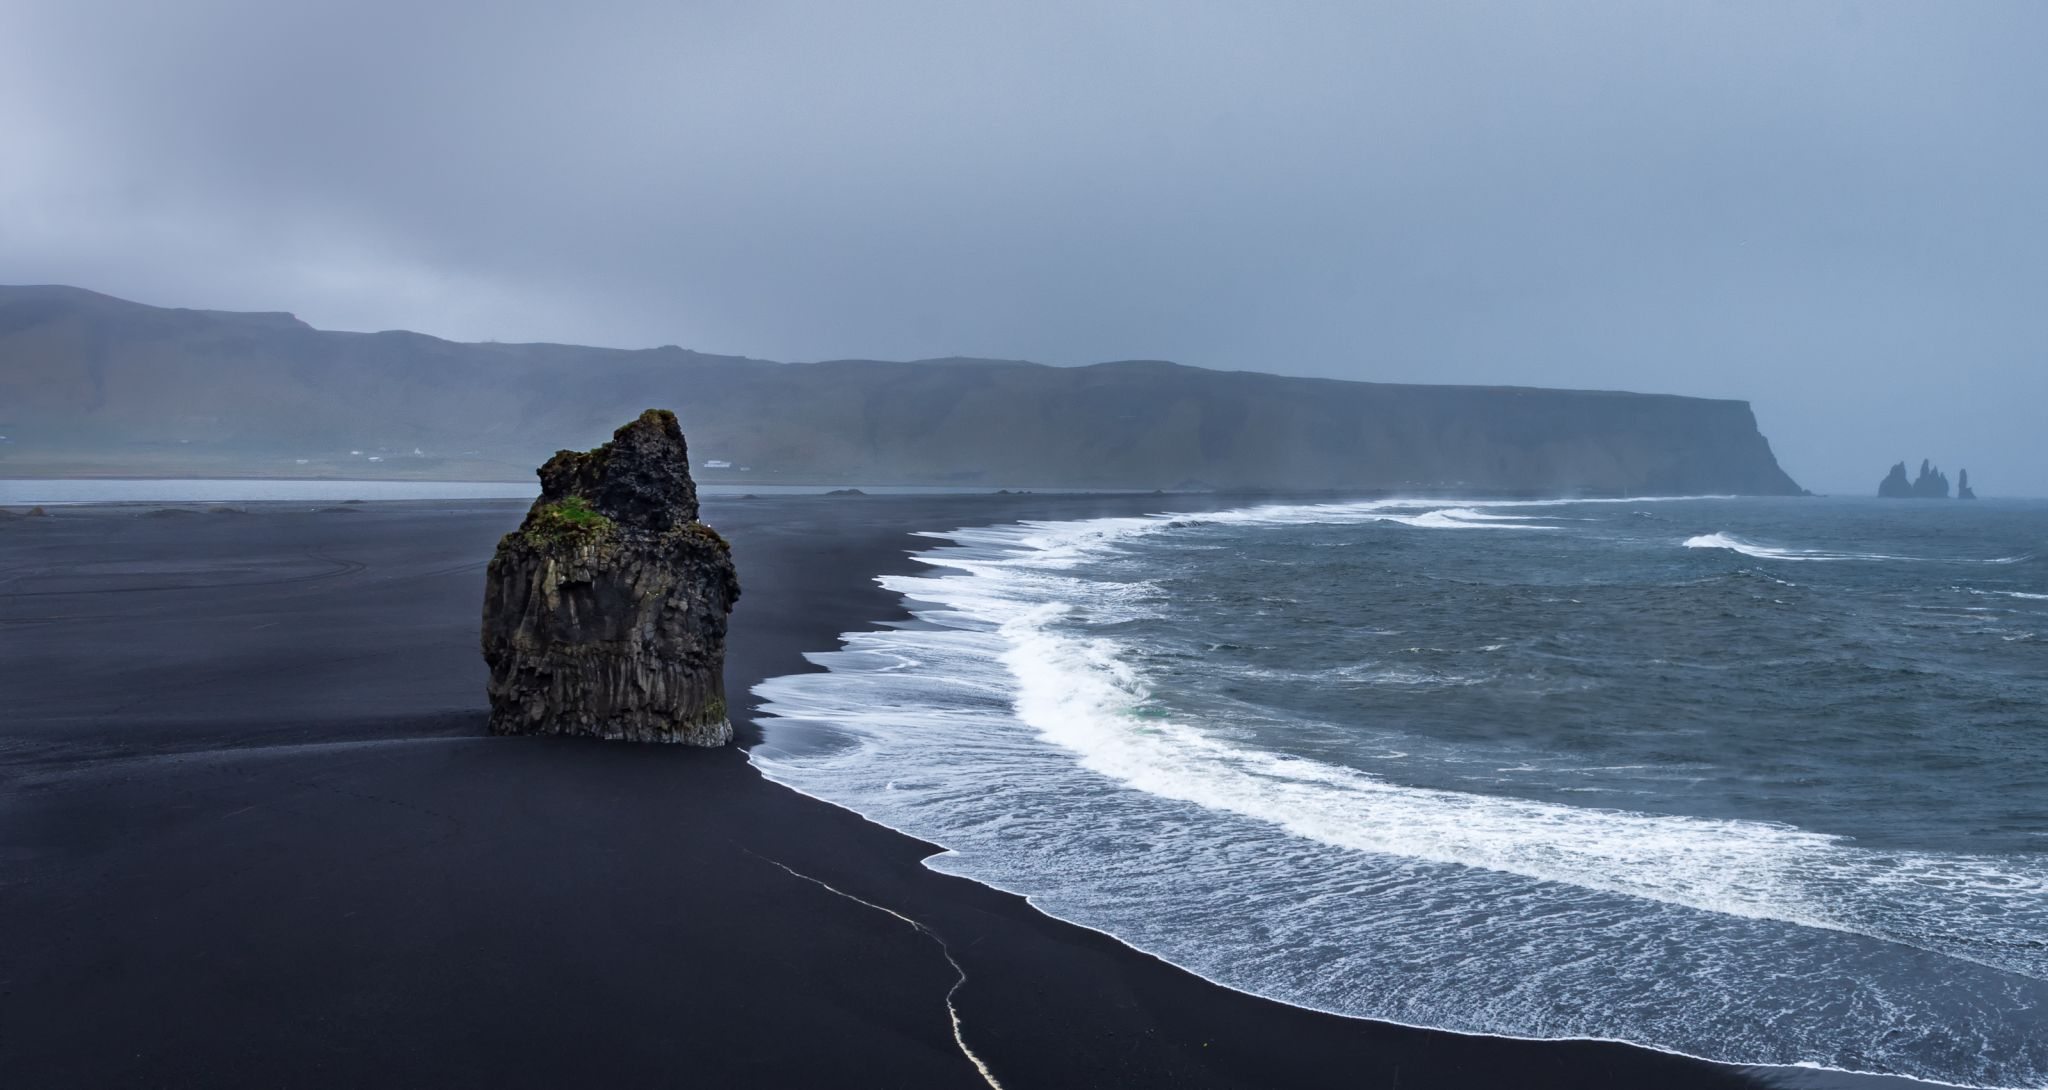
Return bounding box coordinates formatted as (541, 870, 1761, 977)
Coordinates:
(754, 499, 2048, 1088)
(1685, 532, 2029, 564)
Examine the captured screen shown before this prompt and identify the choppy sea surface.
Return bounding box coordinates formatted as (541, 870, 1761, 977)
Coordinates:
(753, 496, 2048, 1088)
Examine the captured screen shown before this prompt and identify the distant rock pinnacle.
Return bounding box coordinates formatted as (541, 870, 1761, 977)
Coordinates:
(1879, 459, 1952, 499)
(481, 409, 741, 744)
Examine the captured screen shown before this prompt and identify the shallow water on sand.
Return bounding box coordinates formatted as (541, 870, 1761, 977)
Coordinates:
(755, 496, 2048, 1088)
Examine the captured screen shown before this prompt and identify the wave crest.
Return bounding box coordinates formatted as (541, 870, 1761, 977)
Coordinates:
(1685, 531, 2029, 564)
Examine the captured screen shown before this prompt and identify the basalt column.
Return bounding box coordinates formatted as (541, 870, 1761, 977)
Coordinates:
(482, 409, 741, 744)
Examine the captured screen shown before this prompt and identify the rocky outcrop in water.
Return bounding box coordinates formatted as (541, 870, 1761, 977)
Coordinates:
(481, 409, 740, 744)
(1879, 459, 1952, 499)
(1958, 468, 1977, 499)
(1878, 462, 1910, 498)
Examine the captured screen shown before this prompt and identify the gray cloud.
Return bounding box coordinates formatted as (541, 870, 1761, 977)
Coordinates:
(4, 0, 2044, 493)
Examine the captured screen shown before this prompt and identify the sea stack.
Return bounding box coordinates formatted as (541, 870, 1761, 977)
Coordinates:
(1878, 459, 1953, 499)
(1878, 461, 1912, 498)
(481, 409, 741, 744)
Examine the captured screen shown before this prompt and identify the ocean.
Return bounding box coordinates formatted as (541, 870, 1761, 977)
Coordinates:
(751, 495, 2048, 1088)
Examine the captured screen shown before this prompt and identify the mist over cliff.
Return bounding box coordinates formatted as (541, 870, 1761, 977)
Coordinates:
(0, 286, 1802, 495)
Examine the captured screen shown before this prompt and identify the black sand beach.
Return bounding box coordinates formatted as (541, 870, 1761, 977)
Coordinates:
(0, 495, 1768, 1088)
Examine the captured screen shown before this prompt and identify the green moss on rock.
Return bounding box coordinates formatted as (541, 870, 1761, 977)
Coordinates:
(524, 494, 614, 546)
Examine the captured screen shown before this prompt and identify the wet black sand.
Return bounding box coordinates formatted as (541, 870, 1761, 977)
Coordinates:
(0, 495, 1767, 1088)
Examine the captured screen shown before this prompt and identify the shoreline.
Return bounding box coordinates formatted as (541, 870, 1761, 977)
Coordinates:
(745, 497, 1950, 1090)
(1, 494, 1802, 1087)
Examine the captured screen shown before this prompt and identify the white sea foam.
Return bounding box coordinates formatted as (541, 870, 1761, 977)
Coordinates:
(1132, 494, 1720, 535)
(934, 517, 2048, 974)
(753, 499, 2048, 1088)
(1686, 532, 2030, 564)
(1392, 507, 1561, 529)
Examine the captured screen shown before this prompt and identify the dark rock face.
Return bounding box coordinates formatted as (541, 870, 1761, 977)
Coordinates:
(535, 413, 701, 532)
(1879, 459, 1952, 499)
(481, 410, 741, 744)
(1879, 462, 1912, 498)
(1958, 468, 1977, 500)
(1913, 459, 1951, 498)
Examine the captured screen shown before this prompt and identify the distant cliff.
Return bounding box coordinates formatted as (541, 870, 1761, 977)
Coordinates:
(0, 285, 1804, 495)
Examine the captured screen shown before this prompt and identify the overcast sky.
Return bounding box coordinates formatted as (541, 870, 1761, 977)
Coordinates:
(4, 1, 2043, 494)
